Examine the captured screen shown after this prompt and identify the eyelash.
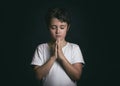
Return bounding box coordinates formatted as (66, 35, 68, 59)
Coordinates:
(51, 27, 64, 29)
(61, 28, 64, 29)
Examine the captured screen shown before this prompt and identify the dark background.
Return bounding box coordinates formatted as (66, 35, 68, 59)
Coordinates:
(1, 0, 112, 86)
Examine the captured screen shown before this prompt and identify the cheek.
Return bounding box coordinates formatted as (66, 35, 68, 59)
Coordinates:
(49, 29, 53, 34)
(62, 30, 67, 37)
(50, 30, 55, 37)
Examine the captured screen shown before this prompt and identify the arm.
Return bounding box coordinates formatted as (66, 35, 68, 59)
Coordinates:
(58, 56, 83, 81)
(32, 43, 57, 80)
(56, 39, 83, 81)
(33, 56, 56, 80)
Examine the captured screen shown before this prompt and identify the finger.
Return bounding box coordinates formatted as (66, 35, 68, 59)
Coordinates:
(55, 40, 58, 44)
(56, 41, 59, 49)
(56, 38, 60, 44)
(55, 43, 58, 58)
(56, 38, 60, 43)
(58, 38, 60, 43)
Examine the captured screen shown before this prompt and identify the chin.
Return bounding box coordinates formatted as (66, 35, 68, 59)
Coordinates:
(52, 37, 63, 41)
(54, 38, 61, 41)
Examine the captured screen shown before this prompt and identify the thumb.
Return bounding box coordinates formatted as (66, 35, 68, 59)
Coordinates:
(55, 43, 58, 58)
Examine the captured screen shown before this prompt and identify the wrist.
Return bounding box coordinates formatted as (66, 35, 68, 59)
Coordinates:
(58, 55, 66, 62)
(50, 56, 57, 61)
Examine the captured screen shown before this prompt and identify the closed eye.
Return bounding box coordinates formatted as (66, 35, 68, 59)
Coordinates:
(61, 28, 64, 29)
(60, 25, 66, 29)
(50, 25, 57, 29)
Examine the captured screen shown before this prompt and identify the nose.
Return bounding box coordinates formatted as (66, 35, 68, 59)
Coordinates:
(56, 28, 60, 34)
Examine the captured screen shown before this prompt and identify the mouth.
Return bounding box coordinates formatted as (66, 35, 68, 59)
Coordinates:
(56, 35, 61, 38)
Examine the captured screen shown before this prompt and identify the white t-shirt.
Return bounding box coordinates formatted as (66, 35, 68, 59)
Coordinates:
(31, 42, 85, 86)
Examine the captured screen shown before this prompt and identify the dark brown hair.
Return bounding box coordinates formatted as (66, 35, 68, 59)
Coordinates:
(45, 7, 71, 27)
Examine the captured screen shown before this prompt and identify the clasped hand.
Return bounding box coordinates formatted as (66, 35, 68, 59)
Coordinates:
(51, 39, 65, 60)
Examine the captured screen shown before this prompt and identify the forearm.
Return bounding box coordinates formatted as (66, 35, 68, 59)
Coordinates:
(59, 57, 82, 81)
(34, 57, 56, 80)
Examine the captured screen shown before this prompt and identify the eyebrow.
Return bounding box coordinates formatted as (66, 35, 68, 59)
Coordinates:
(60, 25, 66, 27)
(51, 24, 66, 26)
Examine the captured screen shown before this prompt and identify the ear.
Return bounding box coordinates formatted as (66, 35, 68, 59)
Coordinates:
(67, 25, 70, 31)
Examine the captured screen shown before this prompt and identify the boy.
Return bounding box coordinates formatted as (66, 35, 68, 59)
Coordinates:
(31, 8, 85, 86)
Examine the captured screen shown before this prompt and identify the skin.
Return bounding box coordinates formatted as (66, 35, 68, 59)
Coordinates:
(34, 18, 83, 81)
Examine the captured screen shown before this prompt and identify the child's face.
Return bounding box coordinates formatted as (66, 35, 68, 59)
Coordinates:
(49, 18, 69, 41)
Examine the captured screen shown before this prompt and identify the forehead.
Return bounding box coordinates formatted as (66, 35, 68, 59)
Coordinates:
(50, 18, 67, 25)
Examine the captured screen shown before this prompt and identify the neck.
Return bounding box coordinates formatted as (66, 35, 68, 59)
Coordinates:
(49, 39, 67, 47)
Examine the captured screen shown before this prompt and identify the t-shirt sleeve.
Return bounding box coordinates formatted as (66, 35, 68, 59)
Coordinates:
(31, 45, 44, 66)
(71, 44, 85, 65)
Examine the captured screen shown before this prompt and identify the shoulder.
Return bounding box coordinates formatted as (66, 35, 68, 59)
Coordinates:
(68, 42, 80, 48)
(67, 42, 81, 51)
(37, 43, 48, 50)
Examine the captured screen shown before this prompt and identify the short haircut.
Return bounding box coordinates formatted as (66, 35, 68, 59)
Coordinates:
(45, 7, 71, 27)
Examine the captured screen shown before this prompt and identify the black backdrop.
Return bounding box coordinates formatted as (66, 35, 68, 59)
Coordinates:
(1, 0, 110, 86)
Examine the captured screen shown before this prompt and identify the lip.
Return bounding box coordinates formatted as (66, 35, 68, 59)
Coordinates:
(56, 35, 61, 37)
